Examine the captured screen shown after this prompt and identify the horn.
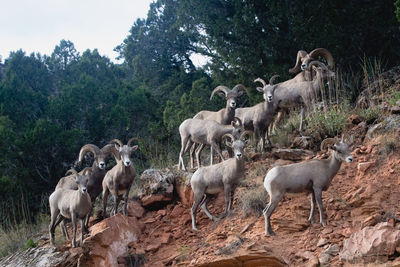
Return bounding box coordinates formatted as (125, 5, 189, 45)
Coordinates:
(100, 144, 114, 156)
(81, 167, 92, 176)
(254, 78, 266, 87)
(109, 139, 123, 148)
(269, 75, 280, 85)
(289, 50, 308, 74)
(240, 130, 252, 141)
(78, 144, 101, 163)
(65, 168, 78, 176)
(231, 84, 249, 96)
(307, 60, 328, 70)
(127, 137, 138, 147)
(233, 117, 242, 127)
(320, 138, 338, 151)
(222, 133, 235, 142)
(210, 85, 230, 100)
(308, 48, 334, 70)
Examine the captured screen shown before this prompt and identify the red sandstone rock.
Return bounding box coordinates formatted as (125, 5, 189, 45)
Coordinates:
(127, 200, 145, 218)
(339, 222, 400, 264)
(78, 214, 141, 267)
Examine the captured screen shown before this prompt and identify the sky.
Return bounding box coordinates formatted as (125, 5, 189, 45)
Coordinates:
(0, 0, 154, 62)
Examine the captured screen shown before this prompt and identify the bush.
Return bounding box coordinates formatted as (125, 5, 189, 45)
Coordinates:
(238, 187, 266, 217)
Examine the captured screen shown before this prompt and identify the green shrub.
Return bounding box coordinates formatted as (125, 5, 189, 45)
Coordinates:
(238, 187, 266, 217)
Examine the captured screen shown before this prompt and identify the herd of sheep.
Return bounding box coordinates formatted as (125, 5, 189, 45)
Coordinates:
(48, 48, 354, 248)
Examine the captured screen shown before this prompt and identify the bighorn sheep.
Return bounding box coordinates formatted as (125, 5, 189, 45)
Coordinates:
(102, 138, 138, 218)
(263, 135, 353, 236)
(190, 131, 249, 231)
(56, 143, 113, 230)
(235, 75, 279, 152)
(178, 117, 243, 171)
(272, 48, 334, 131)
(273, 61, 335, 132)
(191, 84, 248, 166)
(49, 169, 92, 247)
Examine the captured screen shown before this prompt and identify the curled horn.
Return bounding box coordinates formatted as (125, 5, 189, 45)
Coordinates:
(109, 139, 123, 148)
(308, 48, 334, 70)
(289, 50, 308, 74)
(320, 138, 338, 151)
(127, 137, 139, 147)
(210, 85, 230, 100)
(222, 133, 235, 142)
(240, 130, 252, 141)
(65, 168, 78, 176)
(269, 75, 280, 85)
(231, 84, 249, 96)
(100, 143, 114, 157)
(307, 60, 328, 70)
(254, 78, 266, 87)
(78, 144, 101, 163)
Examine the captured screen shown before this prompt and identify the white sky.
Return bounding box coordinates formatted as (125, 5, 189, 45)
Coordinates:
(0, 0, 154, 62)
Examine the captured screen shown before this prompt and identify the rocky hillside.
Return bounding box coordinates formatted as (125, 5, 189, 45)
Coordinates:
(2, 68, 400, 267)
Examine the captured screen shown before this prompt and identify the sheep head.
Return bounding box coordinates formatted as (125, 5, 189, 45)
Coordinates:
(109, 138, 138, 167)
(255, 75, 279, 103)
(78, 144, 109, 170)
(65, 168, 89, 193)
(210, 84, 248, 109)
(289, 48, 334, 74)
(321, 135, 353, 163)
(310, 61, 335, 80)
(230, 117, 244, 139)
(223, 130, 250, 160)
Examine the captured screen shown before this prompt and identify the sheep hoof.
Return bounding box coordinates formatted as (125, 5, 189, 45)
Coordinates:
(265, 231, 276, 236)
(192, 227, 198, 231)
(321, 221, 327, 227)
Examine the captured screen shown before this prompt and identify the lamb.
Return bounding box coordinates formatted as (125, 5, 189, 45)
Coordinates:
(272, 61, 335, 132)
(263, 136, 353, 236)
(235, 75, 279, 152)
(272, 48, 334, 131)
(49, 169, 92, 247)
(56, 143, 113, 230)
(190, 131, 249, 231)
(102, 138, 138, 218)
(178, 117, 243, 171)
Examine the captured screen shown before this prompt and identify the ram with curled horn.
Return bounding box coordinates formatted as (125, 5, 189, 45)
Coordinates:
(56, 143, 114, 231)
(235, 75, 279, 152)
(263, 134, 354, 236)
(102, 138, 138, 218)
(190, 84, 248, 168)
(190, 130, 250, 231)
(271, 61, 335, 132)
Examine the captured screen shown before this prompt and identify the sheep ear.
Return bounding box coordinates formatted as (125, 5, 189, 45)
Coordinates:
(237, 90, 245, 97)
(131, 145, 138, 151)
(244, 139, 250, 146)
(256, 87, 264, 93)
(330, 145, 337, 151)
(217, 92, 226, 98)
(312, 65, 317, 71)
(231, 120, 235, 127)
(225, 140, 233, 148)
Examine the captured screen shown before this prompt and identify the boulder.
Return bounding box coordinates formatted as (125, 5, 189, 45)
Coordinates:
(339, 222, 400, 264)
(127, 200, 145, 218)
(195, 251, 286, 267)
(140, 169, 175, 195)
(290, 136, 312, 149)
(78, 214, 141, 267)
(367, 115, 400, 139)
(272, 148, 314, 161)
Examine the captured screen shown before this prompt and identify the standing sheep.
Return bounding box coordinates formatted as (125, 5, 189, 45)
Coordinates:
(263, 136, 353, 236)
(49, 169, 92, 247)
(190, 131, 250, 231)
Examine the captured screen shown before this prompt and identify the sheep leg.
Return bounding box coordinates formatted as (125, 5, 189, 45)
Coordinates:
(178, 136, 189, 171)
(79, 218, 85, 246)
(263, 193, 283, 236)
(254, 128, 261, 152)
(195, 144, 205, 168)
(114, 194, 122, 216)
(49, 207, 61, 245)
(60, 218, 70, 240)
(189, 143, 197, 169)
(211, 141, 224, 165)
(191, 193, 205, 231)
(102, 187, 110, 218)
(218, 185, 232, 219)
(123, 183, 132, 216)
(200, 195, 218, 221)
(299, 107, 305, 132)
(71, 213, 77, 248)
(313, 188, 326, 226)
(308, 191, 316, 224)
(273, 110, 285, 132)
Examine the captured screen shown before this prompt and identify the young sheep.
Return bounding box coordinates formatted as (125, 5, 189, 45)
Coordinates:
(56, 143, 113, 230)
(191, 131, 249, 231)
(102, 138, 138, 218)
(263, 136, 353, 236)
(273, 61, 335, 132)
(49, 169, 92, 247)
(235, 75, 279, 152)
(178, 117, 243, 171)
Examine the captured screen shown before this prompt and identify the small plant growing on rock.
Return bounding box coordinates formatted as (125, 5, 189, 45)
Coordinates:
(238, 187, 266, 217)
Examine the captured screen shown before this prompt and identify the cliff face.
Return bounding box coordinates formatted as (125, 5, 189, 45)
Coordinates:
(2, 67, 400, 267)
